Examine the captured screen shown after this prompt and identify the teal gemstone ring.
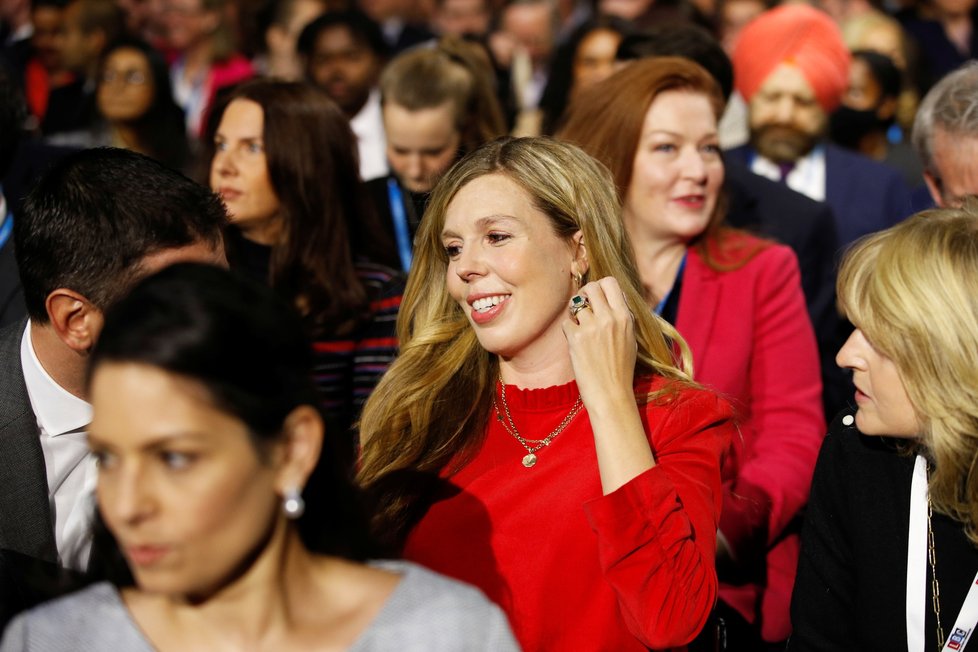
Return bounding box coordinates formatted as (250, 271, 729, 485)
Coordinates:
(569, 294, 591, 317)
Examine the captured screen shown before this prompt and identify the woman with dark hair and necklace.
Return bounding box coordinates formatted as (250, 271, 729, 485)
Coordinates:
(789, 205, 978, 651)
(357, 136, 734, 651)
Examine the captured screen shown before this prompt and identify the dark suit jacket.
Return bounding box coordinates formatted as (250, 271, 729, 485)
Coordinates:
(0, 320, 61, 629)
(0, 320, 55, 562)
(726, 143, 913, 248)
(723, 160, 850, 421)
(0, 239, 24, 329)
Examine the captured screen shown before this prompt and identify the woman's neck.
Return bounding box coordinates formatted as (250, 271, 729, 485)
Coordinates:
(110, 124, 147, 155)
(236, 217, 282, 247)
(627, 224, 689, 307)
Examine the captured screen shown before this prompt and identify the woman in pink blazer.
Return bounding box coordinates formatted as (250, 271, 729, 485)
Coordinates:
(561, 57, 825, 647)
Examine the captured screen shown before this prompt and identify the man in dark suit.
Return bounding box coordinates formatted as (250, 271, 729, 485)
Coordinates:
(727, 4, 912, 249)
(0, 148, 227, 626)
(912, 62, 978, 209)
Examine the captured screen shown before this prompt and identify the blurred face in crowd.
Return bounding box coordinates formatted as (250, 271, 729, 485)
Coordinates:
(624, 90, 723, 244)
(98, 47, 155, 123)
(161, 0, 219, 52)
(719, 0, 764, 55)
(598, 0, 653, 21)
(926, 130, 978, 207)
(58, 0, 98, 72)
(264, 0, 325, 79)
(501, 2, 553, 68)
(305, 25, 381, 117)
(749, 63, 828, 163)
(31, 5, 65, 72)
(210, 99, 283, 245)
(432, 0, 490, 37)
(89, 362, 284, 599)
(836, 328, 918, 437)
(571, 28, 621, 99)
(384, 101, 461, 193)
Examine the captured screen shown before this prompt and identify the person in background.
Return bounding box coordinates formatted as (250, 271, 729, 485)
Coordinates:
(17, 0, 73, 128)
(255, 0, 326, 79)
(0, 262, 519, 652)
(429, 0, 490, 38)
(829, 49, 923, 187)
(358, 136, 734, 651)
(538, 15, 633, 135)
(561, 57, 825, 649)
(366, 37, 505, 271)
(489, 0, 556, 135)
(298, 9, 389, 182)
(208, 79, 402, 456)
(899, 0, 978, 93)
(161, 0, 253, 137)
(49, 38, 190, 172)
(43, 0, 123, 136)
(912, 61, 978, 209)
(789, 206, 978, 651)
(727, 3, 912, 249)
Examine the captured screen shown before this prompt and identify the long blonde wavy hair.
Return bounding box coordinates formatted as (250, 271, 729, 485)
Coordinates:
(357, 137, 696, 547)
(837, 205, 978, 546)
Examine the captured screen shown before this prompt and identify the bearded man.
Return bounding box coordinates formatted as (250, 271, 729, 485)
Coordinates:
(726, 4, 911, 247)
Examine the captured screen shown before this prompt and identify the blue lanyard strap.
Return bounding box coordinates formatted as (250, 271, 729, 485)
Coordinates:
(387, 177, 413, 272)
(0, 213, 12, 250)
(654, 251, 687, 316)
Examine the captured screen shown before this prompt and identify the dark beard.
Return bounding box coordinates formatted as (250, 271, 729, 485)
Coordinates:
(750, 123, 821, 164)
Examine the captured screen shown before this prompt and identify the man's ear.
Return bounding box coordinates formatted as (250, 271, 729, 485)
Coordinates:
(44, 289, 103, 353)
(274, 405, 325, 496)
(924, 171, 945, 207)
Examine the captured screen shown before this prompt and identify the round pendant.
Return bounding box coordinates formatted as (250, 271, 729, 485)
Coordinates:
(522, 453, 538, 468)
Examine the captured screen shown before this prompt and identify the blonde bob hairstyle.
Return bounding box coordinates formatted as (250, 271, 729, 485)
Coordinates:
(837, 205, 978, 545)
(357, 137, 696, 545)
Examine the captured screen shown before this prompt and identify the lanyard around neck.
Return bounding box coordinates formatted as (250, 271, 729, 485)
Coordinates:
(907, 454, 978, 651)
(386, 177, 412, 272)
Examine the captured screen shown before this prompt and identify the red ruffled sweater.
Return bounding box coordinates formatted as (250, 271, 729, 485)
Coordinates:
(403, 376, 733, 651)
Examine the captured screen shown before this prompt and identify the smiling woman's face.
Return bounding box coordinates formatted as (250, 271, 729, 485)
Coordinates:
(623, 89, 723, 244)
(89, 362, 282, 599)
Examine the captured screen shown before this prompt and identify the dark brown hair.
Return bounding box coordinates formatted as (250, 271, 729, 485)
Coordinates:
(210, 80, 377, 336)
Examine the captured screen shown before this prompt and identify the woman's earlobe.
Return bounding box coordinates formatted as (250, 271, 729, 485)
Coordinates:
(277, 405, 325, 491)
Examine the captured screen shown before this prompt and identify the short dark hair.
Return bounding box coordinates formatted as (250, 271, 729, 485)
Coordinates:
(296, 9, 388, 60)
(852, 49, 902, 100)
(90, 262, 376, 560)
(616, 25, 734, 101)
(15, 147, 227, 322)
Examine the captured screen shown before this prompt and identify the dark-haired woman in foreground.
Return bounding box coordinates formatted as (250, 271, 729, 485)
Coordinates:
(789, 207, 978, 651)
(0, 263, 518, 651)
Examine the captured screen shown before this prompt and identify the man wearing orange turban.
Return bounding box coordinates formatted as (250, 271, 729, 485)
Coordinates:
(726, 4, 912, 248)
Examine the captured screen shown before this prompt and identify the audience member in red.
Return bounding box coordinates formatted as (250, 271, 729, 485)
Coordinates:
(208, 79, 402, 458)
(160, 0, 253, 136)
(21, 0, 74, 125)
(358, 136, 734, 651)
(561, 57, 825, 648)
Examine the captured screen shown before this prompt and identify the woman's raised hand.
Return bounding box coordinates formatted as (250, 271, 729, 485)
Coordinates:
(562, 276, 638, 411)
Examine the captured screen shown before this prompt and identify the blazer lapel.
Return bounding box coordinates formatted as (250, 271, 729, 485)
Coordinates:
(0, 321, 57, 562)
(675, 250, 721, 382)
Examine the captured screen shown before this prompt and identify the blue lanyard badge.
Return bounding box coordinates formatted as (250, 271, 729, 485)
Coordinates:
(387, 177, 413, 272)
(0, 213, 12, 250)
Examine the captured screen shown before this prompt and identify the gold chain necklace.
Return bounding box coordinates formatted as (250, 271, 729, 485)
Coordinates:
(492, 377, 583, 468)
(926, 460, 945, 650)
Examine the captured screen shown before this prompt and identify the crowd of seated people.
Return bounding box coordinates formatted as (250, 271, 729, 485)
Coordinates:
(2, 0, 978, 649)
